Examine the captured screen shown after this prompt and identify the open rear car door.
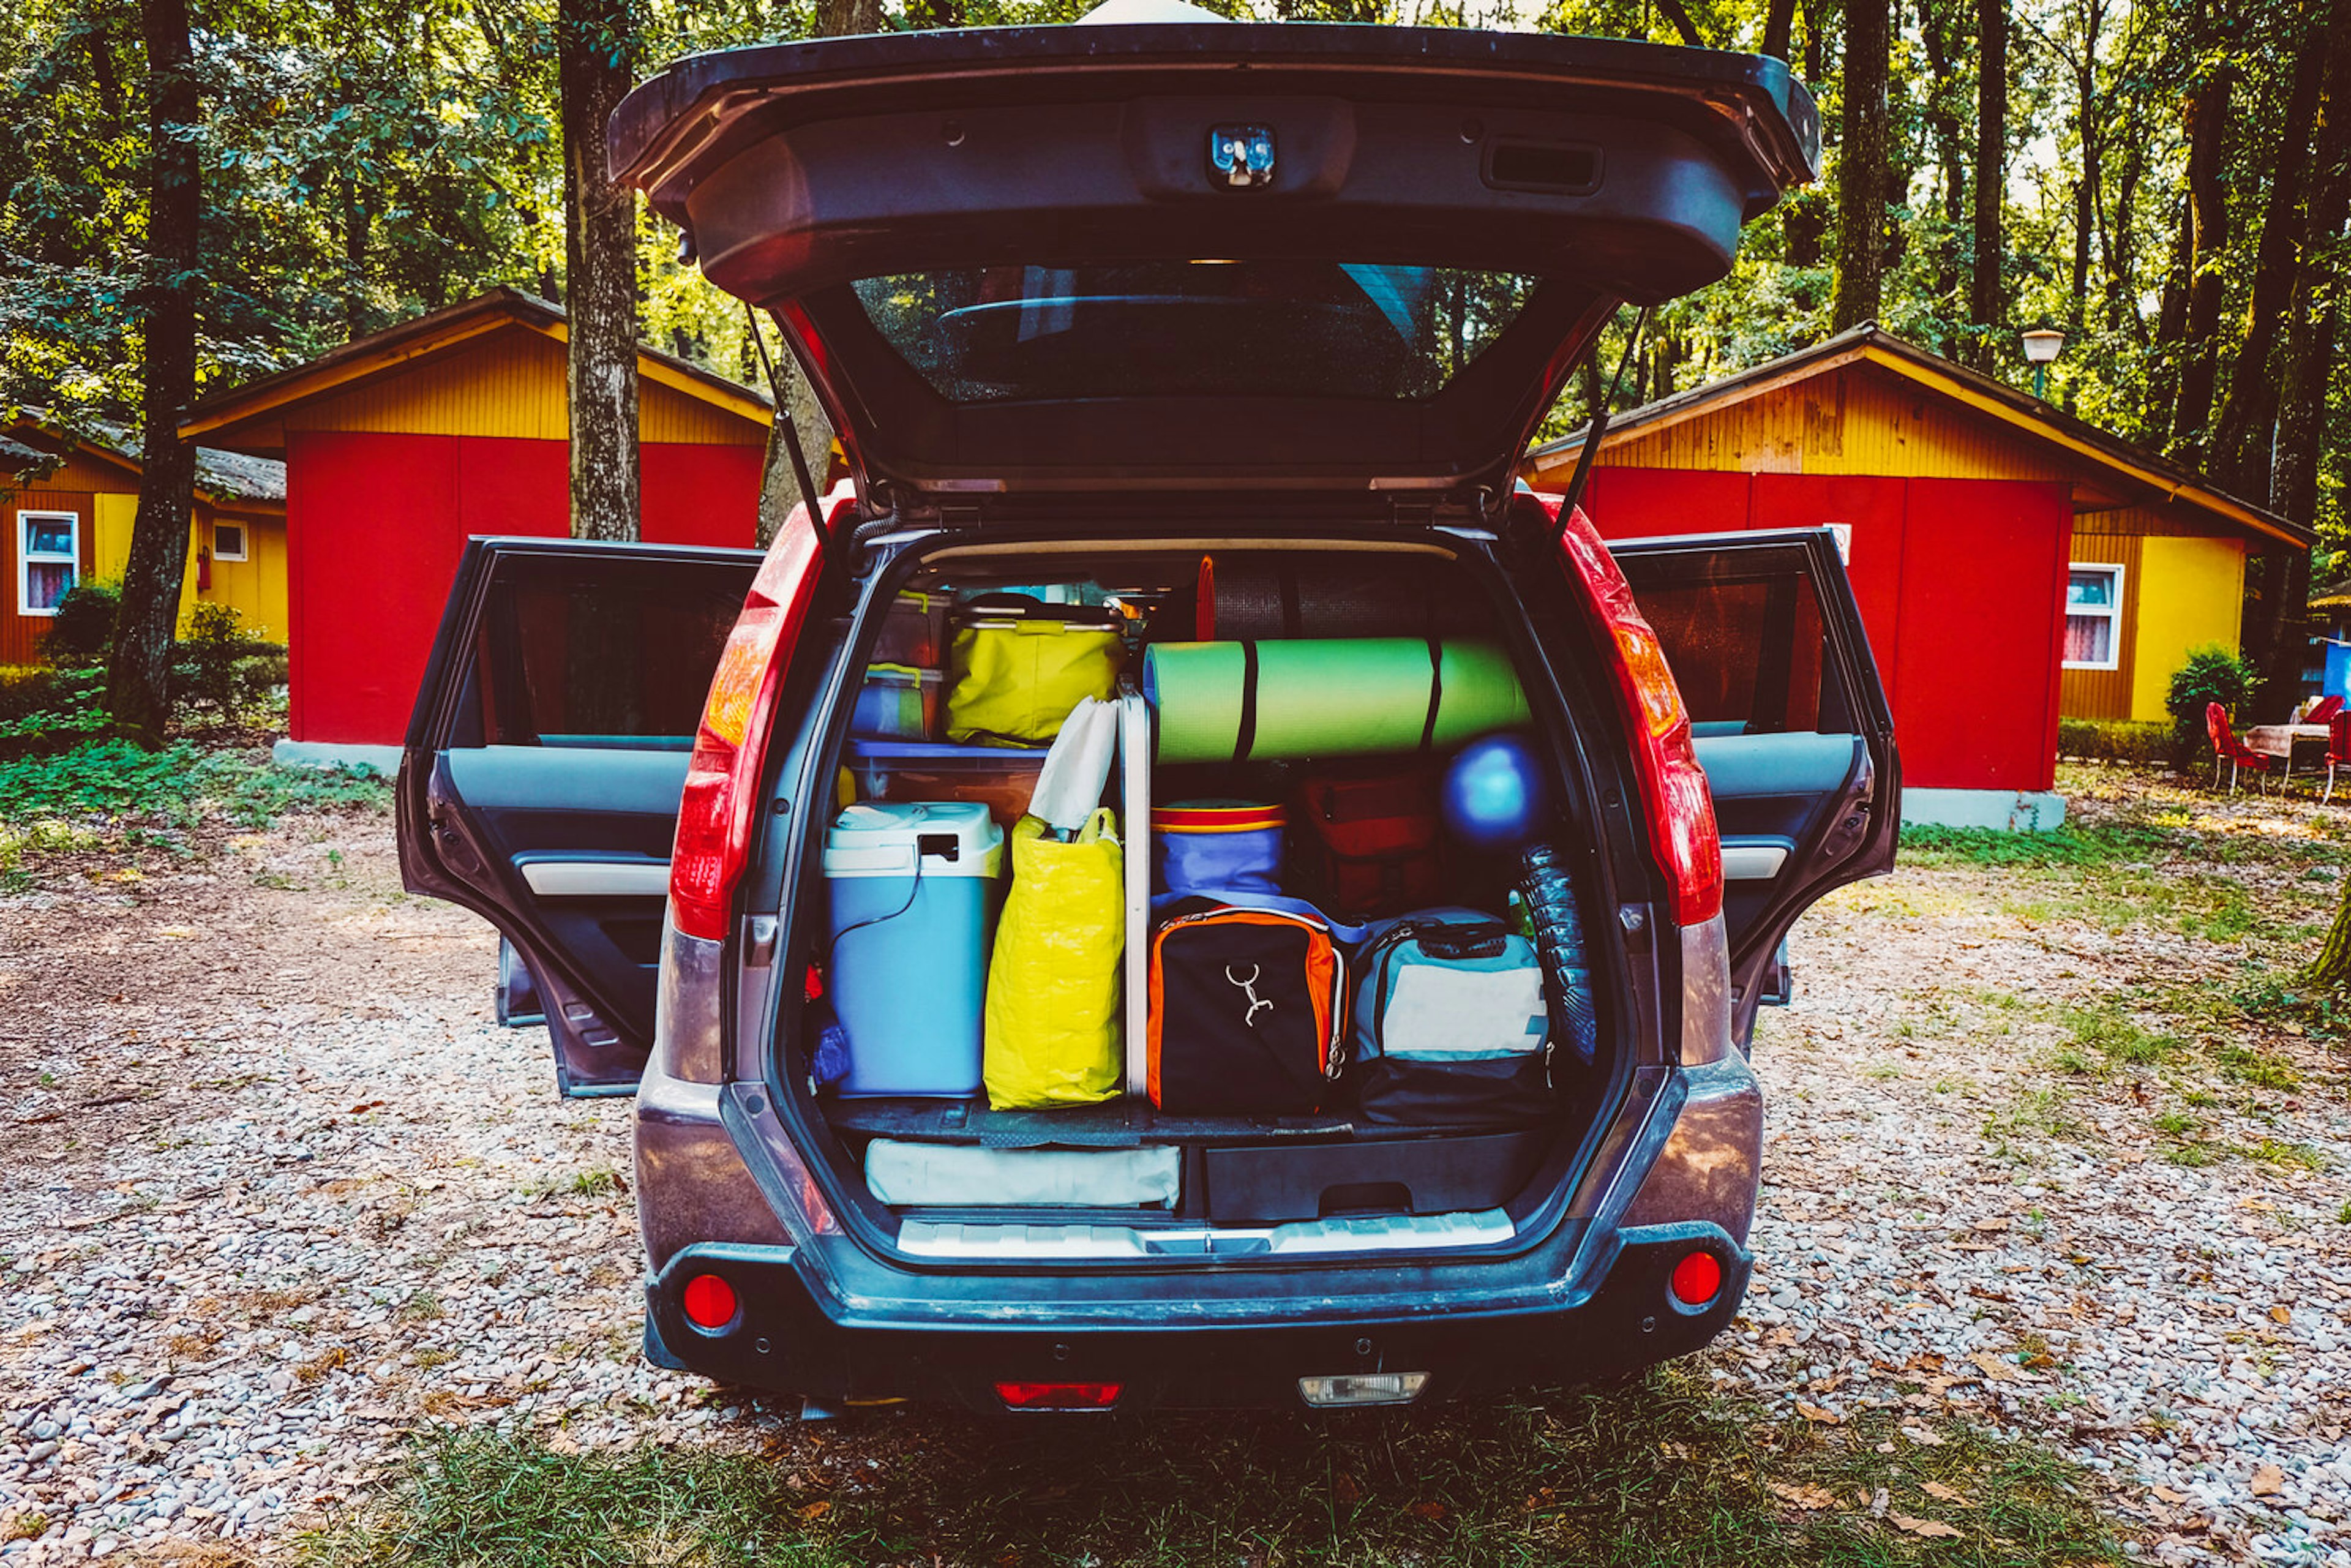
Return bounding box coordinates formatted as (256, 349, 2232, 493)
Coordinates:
(398, 539, 762, 1094)
(1611, 528, 1900, 1041)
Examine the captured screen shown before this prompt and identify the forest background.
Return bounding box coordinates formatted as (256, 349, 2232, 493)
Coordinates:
(1, 0, 2346, 730)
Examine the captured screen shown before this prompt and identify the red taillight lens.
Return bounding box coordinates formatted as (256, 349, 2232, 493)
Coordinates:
(681, 1272, 740, 1330)
(668, 510, 828, 942)
(1669, 1249, 1723, 1307)
(1553, 504, 1723, 928)
(994, 1381, 1123, 1411)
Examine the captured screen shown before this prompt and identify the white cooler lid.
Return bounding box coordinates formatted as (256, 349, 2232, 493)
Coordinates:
(823, 801, 1005, 877)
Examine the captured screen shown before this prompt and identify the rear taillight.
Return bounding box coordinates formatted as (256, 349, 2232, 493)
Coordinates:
(1553, 504, 1723, 928)
(994, 1381, 1123, 1411)
(669, 511, 827, 942)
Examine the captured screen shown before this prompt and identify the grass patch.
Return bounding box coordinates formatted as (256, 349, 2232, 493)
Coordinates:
(0, 739, 386, 830)
(527, 1167, 627, 1201)
(300, 1371, 2121, 1567)
(2055, 1005, 2181, 1068)
(2215, 1046, 2301, 1089)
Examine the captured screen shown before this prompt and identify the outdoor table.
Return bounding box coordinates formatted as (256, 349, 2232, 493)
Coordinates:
(2243, 723, 2331, 782)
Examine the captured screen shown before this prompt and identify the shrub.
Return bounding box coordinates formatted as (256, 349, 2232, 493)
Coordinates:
(172, 602, 280, 721)
(2057, 717, 2173, 766)
(2165, 645, 2262, 764)
(0, 666, 107, 759)
(43, 581, 118, 666)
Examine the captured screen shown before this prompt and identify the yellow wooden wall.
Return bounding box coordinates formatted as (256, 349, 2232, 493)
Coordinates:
(91, 493, 289, 642)
(1557, 362, 2084, 484)
(2056, 535, 2141, 721)
(279, 324, 764, 446)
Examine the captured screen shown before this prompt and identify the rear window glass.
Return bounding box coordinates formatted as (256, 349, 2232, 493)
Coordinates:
(853, 263, 1539, 403)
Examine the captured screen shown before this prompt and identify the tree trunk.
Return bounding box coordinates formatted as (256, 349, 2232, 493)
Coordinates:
(2243, 11, 2351, 717)
(2210, 4, 2338, 500)
(104, 0, 201, 748)
(1918, 0, 1967, 325)
(1968, 0, 2006, 364)
(1652, 0, 1703, 47)
(2306, 878, 2351, 989)
(560, 0, 640, 543)
(2169, 62, 2234, 459)
(1832, 0, 1891, 329)
(1760, 0, 1797, 58)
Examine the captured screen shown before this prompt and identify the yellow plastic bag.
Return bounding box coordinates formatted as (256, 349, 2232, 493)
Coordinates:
(945, 608, 1124, 746)
(983, 810, 1123, 1109)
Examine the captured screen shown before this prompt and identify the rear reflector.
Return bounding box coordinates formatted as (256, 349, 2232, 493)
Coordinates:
(1669, 1250, 1723, 1307)
(680, 1272, 740, 1331)
(1299, 1371, 1429, 1408)
(994, 1381, 1123, 1411)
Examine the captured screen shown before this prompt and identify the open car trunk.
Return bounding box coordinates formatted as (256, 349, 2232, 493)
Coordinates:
(760, 522, 1635, 1261)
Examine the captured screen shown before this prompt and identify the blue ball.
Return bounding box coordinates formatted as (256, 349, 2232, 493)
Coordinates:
(1442, 734, 1548, 851)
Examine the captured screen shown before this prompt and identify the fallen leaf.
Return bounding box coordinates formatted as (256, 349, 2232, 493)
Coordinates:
(1922, 1480, 1970, 1505)
(1900, 1424, 1947, 1446)
(2269, 1305, 2292, 1324)
(1969, 1351, 2020, 1382)
(1891, 1513, 1963, 1539)
(798, 1501, 833, 1523)
(1768, 1482, 1841, 1511)
(1332, 1472, 1360, 1503)
(1972, 1218, 2010, 1232)
(1795, 1401, 1843, 1425)
(1408, 1501, 1449, 1521)
(2250, 1465, 2284, 1498)
(2152, 1485, 2191, 1505)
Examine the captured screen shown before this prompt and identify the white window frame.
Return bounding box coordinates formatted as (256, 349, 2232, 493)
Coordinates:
(17, 509, 79, 618)
(2064, 561, 2125, 672)
(211, 521, 248, 561)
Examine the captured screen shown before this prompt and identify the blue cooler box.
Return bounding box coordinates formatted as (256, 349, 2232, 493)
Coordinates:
(823, 801, 1006, 1097)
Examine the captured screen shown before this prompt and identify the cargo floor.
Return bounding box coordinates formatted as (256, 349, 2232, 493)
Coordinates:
(823, 1096, 1495, 1148)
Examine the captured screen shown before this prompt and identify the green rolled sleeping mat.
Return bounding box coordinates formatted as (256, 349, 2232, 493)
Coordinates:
(1144, 638, 1531, 763)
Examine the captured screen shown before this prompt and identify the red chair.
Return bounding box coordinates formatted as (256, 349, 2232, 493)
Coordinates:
(2208, 702, 2271, 795)
(2325, 711, 2351, 805)
(2310, 695, 2345, 726)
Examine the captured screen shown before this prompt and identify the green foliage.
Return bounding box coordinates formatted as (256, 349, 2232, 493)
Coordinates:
(0, 739, 386, 831)
(43, 580, 118, 667)
(170, 601, 282, 721)
(2165, 646, 2263, 762)
(2057, 718, 2175, 767)
(1900, 820, 2169, 868)
(0, 666, 108, 758)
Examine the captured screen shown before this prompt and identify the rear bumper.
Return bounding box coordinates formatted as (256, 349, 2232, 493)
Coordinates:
(643, 1222, 1748, 1411)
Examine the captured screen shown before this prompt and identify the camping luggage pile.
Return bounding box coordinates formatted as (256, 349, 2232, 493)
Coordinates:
(807, 556, 1604, 1214)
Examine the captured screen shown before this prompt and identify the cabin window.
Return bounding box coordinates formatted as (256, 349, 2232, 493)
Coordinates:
(212, 522, 248, 561)
(17, 511, 78, 616)
(2064, 564, 2124, 670)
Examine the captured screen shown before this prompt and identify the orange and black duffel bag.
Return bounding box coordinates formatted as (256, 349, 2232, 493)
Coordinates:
(1146, 901, 1347, 1114)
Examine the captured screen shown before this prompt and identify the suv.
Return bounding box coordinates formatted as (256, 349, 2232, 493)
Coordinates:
(397, 15, 1898, 1412)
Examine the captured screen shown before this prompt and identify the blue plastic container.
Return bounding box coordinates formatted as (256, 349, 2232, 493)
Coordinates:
(823, 802, 1006, 1097)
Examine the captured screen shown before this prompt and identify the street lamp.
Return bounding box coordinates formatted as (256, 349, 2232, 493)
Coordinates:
(2022, 326, 2066, 400)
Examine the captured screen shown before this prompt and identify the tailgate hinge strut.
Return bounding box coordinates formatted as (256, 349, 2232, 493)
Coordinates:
(1552, 305, 1652, 541)
(743, 302, 849, 577)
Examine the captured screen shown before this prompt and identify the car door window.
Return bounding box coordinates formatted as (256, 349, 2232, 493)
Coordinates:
(1628, 550, 1856, 739)
(463, 561, 748, 749)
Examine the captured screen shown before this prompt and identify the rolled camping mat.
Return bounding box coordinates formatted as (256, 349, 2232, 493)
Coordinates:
(1144, 639, 1531, 763)
(1200, 554, 1491, 642)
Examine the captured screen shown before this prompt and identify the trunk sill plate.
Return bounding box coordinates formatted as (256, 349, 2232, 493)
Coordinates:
(897, 1208, 1513, 1261)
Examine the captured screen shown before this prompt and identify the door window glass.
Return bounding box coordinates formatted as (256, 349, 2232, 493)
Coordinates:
(1622, 547, 1853, 737)
(854, 262, 1539, 403)
(472, 556, 748, 746)
(2063, 565, 2122, 670)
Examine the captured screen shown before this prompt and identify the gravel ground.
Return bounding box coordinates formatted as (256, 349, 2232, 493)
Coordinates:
(2, 782, 2348, 1564)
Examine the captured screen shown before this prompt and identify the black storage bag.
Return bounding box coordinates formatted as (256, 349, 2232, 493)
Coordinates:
(1147, 900, 1345, 1115)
